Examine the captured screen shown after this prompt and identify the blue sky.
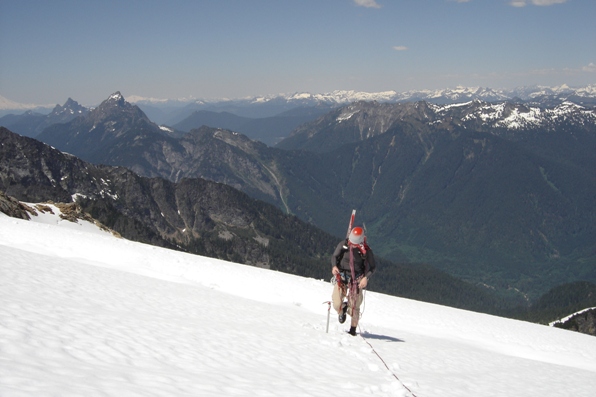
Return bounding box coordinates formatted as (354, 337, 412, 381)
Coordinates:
(0, 0, 594, 106)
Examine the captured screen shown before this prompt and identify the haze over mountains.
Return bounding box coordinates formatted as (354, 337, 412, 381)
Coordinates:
(2, 85, 596, 313)
(3, 84, 596, 118)
(3, 84, 595, 142)
(128, 84, 596, 115)
(0, 98, 88, 138)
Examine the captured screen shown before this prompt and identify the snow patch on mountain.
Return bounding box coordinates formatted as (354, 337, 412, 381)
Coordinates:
(125, 84, 596, 108)
(337, 109, 358, 122)
(5, 84, 595, 112)
(436, 100, 595, 130)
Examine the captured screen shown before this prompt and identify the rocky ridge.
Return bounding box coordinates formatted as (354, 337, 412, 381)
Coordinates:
(278, 100, 596, 152)
(0, 97, 88, 138)
(553, 308, 596, 337)
(0, 191, 120, 237)
(0, 126, 336, 276)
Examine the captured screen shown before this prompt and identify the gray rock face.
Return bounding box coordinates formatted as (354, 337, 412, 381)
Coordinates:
(0, 126, 336, 277)
(0, 190, 32, 220)
(0, 192, 120, 237)
(35, 93, 286, 207)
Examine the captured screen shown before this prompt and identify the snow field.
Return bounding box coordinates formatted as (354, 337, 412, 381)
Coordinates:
(1, 211, 596, 396)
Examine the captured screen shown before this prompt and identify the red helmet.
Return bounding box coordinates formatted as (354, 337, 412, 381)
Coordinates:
(349, 227, 365, 244)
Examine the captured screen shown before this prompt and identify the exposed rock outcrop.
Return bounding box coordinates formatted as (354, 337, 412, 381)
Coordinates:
(555, 309, 596, 337)
(0, 190, 34, 220)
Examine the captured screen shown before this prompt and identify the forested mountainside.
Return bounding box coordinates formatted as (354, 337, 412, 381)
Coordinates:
(1, 126, 516, 315)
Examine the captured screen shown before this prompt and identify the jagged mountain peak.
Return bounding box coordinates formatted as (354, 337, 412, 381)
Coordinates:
(49, 97, 87, 117)
(90, 91, 151, 125)
(97, 91, 131, 111)
(35, 91, 165, 165)
(106, 91, 125, 105)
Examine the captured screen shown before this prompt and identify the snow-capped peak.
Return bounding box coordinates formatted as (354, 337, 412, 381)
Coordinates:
(108, 92, 124, 102)
(99, 91, 130, 110)
(432, 99, 596, 130)
(125, 84, 593, 108)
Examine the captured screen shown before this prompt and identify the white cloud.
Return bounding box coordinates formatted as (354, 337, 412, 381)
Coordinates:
(531, 0, 568, 4)
(582, 63, 596, 73)
(510, 0, 568, 6)
(393, 46, 409, 51)
(353, 0, 382, 8)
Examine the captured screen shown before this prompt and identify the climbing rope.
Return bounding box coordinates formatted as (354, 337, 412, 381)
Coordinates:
(358, 325, 418, 397)
(325, 280, 415, 395)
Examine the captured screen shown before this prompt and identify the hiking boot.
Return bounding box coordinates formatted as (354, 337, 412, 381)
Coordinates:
(348, 326, 357, 336)
(338, 302, 348, 324)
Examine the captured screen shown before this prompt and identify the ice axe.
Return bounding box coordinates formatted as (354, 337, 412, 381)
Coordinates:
(323, 301, 331, 333)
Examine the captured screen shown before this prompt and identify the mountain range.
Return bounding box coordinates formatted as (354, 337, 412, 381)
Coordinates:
(11, 91, 593, 304)
(276, 99, 596, 300)
(0, 98, 88, 138)
(0, 125, 334, 276)
(129, 84, 596, 109)
(133, 84, 596, 124)
(1, 126, 516, 315)
(3, 84, 595, 119)
(3, 84, 595, 143)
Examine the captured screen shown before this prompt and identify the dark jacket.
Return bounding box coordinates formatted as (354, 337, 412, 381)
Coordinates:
(331, 240, 376, 280)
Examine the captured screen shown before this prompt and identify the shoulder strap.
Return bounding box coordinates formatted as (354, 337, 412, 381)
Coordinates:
(335, 240, 349, 265)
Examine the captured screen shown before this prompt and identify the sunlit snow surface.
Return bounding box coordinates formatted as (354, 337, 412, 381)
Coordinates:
(1, 210, 596, 396)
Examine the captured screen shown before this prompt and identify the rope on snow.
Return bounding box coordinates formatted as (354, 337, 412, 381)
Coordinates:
(358, 324, 418, 397)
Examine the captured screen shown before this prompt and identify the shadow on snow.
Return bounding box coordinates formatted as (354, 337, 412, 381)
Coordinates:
(361, 332, 404, 343)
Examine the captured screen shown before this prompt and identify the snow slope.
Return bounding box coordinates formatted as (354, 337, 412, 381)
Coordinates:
(1, 210, 596, 396)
